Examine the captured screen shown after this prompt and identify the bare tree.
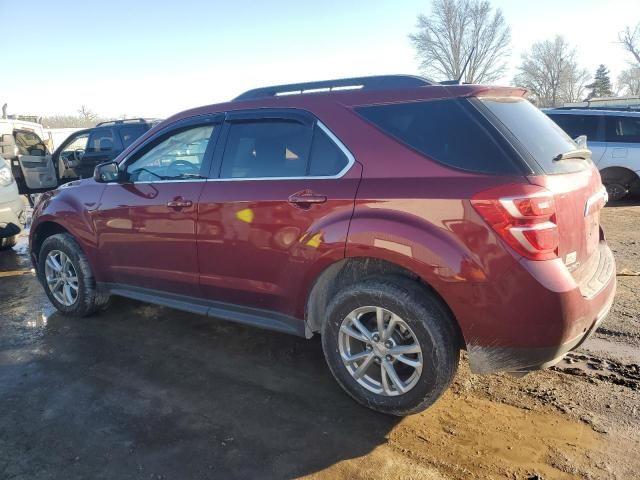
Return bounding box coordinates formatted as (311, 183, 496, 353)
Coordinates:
(77, 105, 97, 123)
(619, 23, 640, 66)
(617, 67, 640, 96)
(409, 0, 511, 83)
(513, 36, 588, 107)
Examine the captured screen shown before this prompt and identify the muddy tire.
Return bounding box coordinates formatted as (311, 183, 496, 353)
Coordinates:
(37, 233, 110, 317)
(0, 235, 17, 250)
(601, 169, 638, 202)
(321, 279, 459, 416)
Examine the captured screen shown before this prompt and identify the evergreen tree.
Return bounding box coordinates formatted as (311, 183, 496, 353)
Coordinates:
(585, 64, 614, 99)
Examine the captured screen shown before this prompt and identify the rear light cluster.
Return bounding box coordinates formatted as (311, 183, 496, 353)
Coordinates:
(471, 184, 559, 261)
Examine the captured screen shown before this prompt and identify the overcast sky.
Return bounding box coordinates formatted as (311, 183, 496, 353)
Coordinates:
(1, 0, 639, 118)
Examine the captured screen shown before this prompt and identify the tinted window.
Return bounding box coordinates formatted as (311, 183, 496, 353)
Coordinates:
(87, 129, 120, 153)
(119, 125, 147, 149)
(547, 114, 602, 142)
(606, 116, 640, 143)
(126, 125, 215, 182)
(480, 98, 589, 174)
(357, 99, 520, 174)
(309, 127, 349, 176)
(221, 121, 311, 178)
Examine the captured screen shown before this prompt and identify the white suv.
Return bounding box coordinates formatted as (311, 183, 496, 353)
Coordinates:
(545, 108, 640, 201)
(0, 156, 25, 249)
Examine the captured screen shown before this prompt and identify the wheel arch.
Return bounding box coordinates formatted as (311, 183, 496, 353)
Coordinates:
(305, 256, 465, 348)
(31, 221, 71, 264)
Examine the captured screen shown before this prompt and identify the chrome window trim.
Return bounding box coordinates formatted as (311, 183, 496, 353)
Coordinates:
(209, 120, 355, 182)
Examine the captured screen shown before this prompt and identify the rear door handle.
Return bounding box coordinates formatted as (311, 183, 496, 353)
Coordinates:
(288, 191, 327, 208)
(167, 198, 193, 208)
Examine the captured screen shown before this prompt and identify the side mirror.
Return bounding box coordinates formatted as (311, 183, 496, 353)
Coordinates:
(0, 134, 17, 157)
(94, 161, 120, 183)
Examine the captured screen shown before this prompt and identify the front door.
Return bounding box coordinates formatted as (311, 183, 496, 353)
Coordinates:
(197, 111, 361, 317)
(95, 117, 221, 296)
(12, 129, 57, 194)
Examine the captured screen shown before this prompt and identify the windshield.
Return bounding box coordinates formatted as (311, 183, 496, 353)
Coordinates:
(478, 97, 591, 174)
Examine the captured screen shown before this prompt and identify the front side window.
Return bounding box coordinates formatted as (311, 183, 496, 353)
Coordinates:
(87, 128, 120, 153)
(126, 125, 215, 182)
(606, 116, 640, 143)
(62, 133, 89, 154)
(220, 121, 312, 178)
(547, 114, 603, 142)
(14, 130, 47, 155)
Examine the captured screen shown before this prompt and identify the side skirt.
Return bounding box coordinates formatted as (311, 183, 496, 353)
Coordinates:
(99, 283, 310, 338)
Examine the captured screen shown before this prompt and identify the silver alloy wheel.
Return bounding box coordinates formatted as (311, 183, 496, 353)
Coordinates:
(44, 250, 79, 306)
(338, 306, 423, 396)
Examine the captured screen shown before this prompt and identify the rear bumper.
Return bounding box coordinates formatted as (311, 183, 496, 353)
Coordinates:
(465, 241, 616, 375)
(0, 196, 25, 239)
(467, 293, 614, 374)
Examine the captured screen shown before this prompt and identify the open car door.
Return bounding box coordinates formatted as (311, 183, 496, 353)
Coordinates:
(12, 129, 58, 195)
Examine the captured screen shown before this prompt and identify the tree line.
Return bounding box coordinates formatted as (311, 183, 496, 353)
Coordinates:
(410, 0, 640, 107)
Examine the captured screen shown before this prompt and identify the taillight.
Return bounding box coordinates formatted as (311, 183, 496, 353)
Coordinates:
(471, 185, 559, 260)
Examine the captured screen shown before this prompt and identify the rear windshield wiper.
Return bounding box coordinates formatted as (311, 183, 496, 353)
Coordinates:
(552, 148, 591, 162)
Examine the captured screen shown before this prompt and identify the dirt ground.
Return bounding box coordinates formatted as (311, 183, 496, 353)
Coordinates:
(0, 201, 638, 479)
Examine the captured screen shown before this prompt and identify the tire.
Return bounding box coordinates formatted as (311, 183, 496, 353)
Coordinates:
(321, 278, 459, 416)
(0, 235, 17, 250)
(37, 233, 110, 317)
(601, 169, 638, 202)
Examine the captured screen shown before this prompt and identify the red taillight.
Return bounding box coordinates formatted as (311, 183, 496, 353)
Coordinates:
(471, 185, 559, 261)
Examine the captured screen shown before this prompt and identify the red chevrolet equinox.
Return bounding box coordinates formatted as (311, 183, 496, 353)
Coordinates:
(29, 75, 616, 415)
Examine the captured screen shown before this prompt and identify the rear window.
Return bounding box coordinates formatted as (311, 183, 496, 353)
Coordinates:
(356, 99, 521, 175)
(480, 98, 590, 174)
(547, 113, 603, 142)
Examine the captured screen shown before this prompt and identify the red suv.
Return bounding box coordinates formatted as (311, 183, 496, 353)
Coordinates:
(29, 75, 616, 415)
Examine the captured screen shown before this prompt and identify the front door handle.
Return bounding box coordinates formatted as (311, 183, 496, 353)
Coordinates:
(167, 198, 193, 208)
(288, 190, 327, 208)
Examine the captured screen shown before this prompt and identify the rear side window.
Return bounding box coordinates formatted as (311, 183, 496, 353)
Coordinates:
(119, 125, 147, 149)
(547, 114, 603, 142)
(480, 98, 589, 174)
(221, 121, 312, 178)
(356, 99, 520, 174)
(605, 116, 640, 143)
(87, 128, 121, 153)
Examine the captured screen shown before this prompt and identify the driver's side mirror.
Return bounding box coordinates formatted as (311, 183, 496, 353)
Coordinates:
(94, 161, 121, 183)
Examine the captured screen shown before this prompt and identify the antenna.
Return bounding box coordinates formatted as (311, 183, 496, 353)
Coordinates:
(457, 47, 475, 83)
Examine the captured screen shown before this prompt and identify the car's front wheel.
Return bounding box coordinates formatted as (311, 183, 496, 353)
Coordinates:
(322, 279, 459, 416)
(38, 233, 110, 317)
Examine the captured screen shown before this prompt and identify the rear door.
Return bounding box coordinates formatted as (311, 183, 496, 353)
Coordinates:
(599, 114, 640, 171)
(13, 129, 57, 194)
(197, 110, 361, 316)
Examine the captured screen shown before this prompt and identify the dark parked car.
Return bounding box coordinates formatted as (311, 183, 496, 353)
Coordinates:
(9, 118, 159, 196)
(29, 76, 615, 415)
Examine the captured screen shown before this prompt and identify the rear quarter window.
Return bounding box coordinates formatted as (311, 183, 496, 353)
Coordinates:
(479, 98, 590, 174)
(356, 99, 523, 175)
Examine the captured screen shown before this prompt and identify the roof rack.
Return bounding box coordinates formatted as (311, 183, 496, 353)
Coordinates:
(233, 75, 432, 101)
(96, 118, 161, 127)
(553, 106, 640, 112)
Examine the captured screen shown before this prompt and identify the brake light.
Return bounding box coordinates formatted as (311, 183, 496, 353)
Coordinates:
(471, 185, 559, 260)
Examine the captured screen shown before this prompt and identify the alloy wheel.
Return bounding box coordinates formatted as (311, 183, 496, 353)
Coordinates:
(44, 250, 79, 306)
(338, 306, 423, 396)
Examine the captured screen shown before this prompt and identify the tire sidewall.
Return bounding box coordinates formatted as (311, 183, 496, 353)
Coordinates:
(322, 280, 457, 415)
(38, 234, 93, 316)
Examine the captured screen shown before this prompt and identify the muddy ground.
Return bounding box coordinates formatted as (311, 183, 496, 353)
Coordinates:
(0, 202, 638, 480)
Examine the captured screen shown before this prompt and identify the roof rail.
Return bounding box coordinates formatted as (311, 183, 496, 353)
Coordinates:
(233, 75, 432, 101)
(96, 118, 161, 127)
(554, 105, 640, 112)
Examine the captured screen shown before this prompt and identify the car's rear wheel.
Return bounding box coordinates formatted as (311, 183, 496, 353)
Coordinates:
(601, 169, 638, 202)
(38, 233, 110, 317)
(321, 279, 459, 416)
